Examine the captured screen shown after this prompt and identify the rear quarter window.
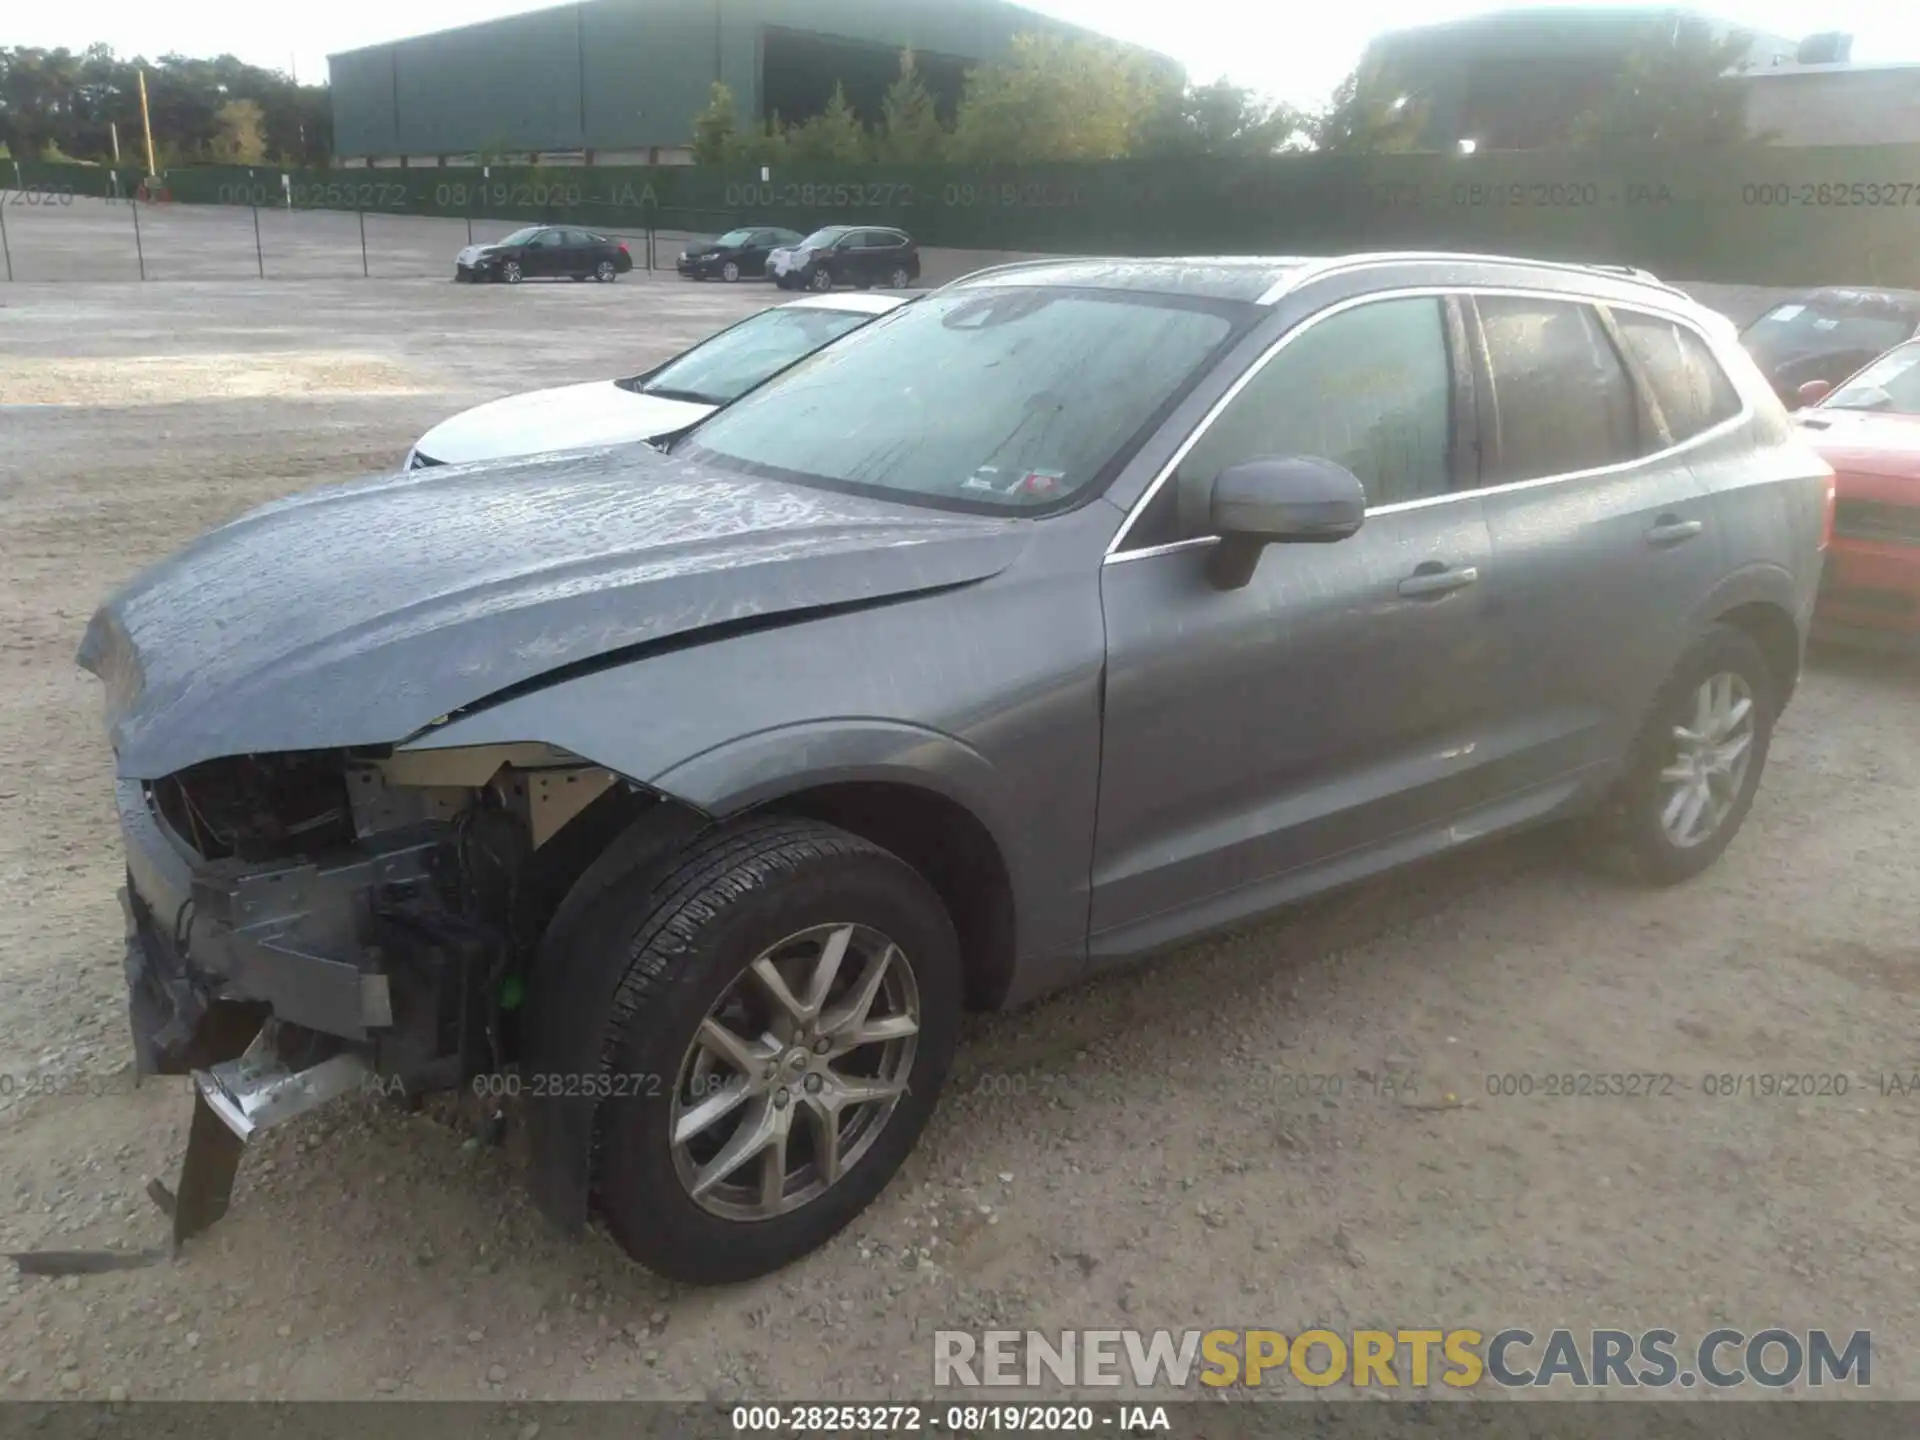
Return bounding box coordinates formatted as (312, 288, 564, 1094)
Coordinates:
(1613, 310, 1744, 445)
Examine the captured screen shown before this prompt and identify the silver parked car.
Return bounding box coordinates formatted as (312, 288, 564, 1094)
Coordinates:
(79, 253, 1830, 1285)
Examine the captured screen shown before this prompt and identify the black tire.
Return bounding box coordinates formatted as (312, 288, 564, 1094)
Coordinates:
(1591, 623, 1775, 886)
(570, 816, 962, 1285)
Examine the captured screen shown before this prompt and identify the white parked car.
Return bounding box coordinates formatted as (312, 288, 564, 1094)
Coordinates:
(405, 292, 909, 468)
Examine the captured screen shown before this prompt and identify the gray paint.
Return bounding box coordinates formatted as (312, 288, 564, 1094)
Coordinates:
(85, 254, 1827, 1012)
(78, 445, 1027, 781)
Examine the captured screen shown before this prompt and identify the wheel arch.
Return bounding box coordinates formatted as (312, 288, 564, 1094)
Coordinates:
(1692, 562, 1806, 712)
(651, 721, 1024, 1012)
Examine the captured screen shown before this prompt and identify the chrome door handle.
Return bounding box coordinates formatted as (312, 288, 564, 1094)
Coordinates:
(1397, 565, 1479, 598)
(1646, 516, 1705, 546)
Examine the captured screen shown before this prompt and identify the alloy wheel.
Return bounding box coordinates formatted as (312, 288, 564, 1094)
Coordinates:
(669, 923, 920, 1221)
(1657, 671, 1755, 849)
(597, 260, 615, 282)
(722, 261, 741, 282)
(810, 268, 833, 291)
(503, 261, 522, 284)
(889, 267, 911, 289)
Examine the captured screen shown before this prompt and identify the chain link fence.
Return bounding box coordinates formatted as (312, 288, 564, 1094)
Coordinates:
(0, 190, 758, 283)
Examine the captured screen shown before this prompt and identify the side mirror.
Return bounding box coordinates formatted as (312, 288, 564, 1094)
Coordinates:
(1797, 378, 1833, 407)
(1205, 456, 1367, 591)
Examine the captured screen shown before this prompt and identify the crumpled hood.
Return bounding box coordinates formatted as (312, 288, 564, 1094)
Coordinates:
(78, 447, 1028, 779)
(412, 380, 712, 465)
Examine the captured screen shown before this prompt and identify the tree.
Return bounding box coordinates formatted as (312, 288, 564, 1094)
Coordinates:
(784, 83, 869, 164)
(690, 80, 738, 164)
(0, 45, 330, 164)
(727, 116, 790, 166)
(1567, 19, 1770, 149)
(1310, 65, 1428, 153)
(210, 98, 267, 162)
(876, 50, 945, 163)
(949, 33, 1163, 164)
(1137, 78, 1313, 157)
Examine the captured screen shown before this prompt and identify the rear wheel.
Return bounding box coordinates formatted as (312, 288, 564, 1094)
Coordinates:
(596, 259, 617, 283)
(576, 818, 962, 1284)
(1593, 624, 1775, 885)
(888, 266, 913, 290)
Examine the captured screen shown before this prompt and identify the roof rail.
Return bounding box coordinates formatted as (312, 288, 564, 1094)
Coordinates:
(932, 256, 1087, 292)
(1264, 251, 1693, 303)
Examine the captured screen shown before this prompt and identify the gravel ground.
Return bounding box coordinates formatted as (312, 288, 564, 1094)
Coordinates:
(1, 258, 1916, 1405)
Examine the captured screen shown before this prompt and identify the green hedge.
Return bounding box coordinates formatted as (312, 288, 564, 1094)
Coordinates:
(12, 148, 1920, 287)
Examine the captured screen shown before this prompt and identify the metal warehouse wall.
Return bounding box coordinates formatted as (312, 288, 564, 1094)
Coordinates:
(329, 0, 1120, 159)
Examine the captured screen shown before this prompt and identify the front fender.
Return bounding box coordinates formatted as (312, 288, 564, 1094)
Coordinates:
(651, 718, 1016, 840)
(404, 573, 1107, 976)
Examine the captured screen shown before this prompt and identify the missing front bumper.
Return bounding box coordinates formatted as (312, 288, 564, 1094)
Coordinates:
(142, 1026, 374, 1250)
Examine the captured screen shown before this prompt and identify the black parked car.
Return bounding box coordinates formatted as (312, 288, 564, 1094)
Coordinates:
(454, 226, 635, 284)
(1740, 287, 1920, 406)
(677, 226, 807, 282)
(769, 225, 919, 292)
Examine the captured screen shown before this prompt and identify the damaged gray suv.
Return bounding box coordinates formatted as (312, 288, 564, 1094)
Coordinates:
(80, 254, 1830, 1284)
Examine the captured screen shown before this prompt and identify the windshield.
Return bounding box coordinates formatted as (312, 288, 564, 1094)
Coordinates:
(798, 228, 847, 250)
(494, 226, 544, 247)
(713, 228, 757, 247)
(1822, 341, 1920, 415)
(1743, 301, 1916, 366)
(677, 287, 1242, 511)
(637, 305, 881, 407)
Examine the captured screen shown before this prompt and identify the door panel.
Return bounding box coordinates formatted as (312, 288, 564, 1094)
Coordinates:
(1467, 294, 1720, 787)
(1091, 291, 1508, 956)
(1477, 466, 1716, 783)
(522, 233, 561, 276)
(1093, 502, 1499, 948)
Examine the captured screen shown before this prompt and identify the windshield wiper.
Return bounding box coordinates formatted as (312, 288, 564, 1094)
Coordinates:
(639, 384, 720, 406)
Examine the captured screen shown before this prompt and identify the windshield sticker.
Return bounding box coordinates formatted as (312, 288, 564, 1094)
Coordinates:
(961, 466, 1004, 493)
(1006, 468, 1066, 499)
(1812, 317, 1840, 331)
(1765, 305, 1805, 322)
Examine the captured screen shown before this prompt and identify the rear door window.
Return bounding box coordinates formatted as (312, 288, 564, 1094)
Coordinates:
(1473, 296, 1639, 484)
(1612, 310, 1743, 445)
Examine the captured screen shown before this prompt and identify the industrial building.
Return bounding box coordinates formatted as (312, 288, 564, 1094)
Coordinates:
(1359, 7, 1799, 151)
(1735, 57, 1920, 146)
(327, 0, 1133, 167)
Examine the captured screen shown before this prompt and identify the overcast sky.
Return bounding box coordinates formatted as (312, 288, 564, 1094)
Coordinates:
(8, 0, 1920, 110)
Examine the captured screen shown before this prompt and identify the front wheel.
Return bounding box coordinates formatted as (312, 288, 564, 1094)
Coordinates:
(808, 266, 834, 292)
(1596, 624, 1775, 886)
(580, 818, 962, 1284)
(721, 260, 741, 283)
(502, 260, 523, 284)
(596, 259, 617, 282)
